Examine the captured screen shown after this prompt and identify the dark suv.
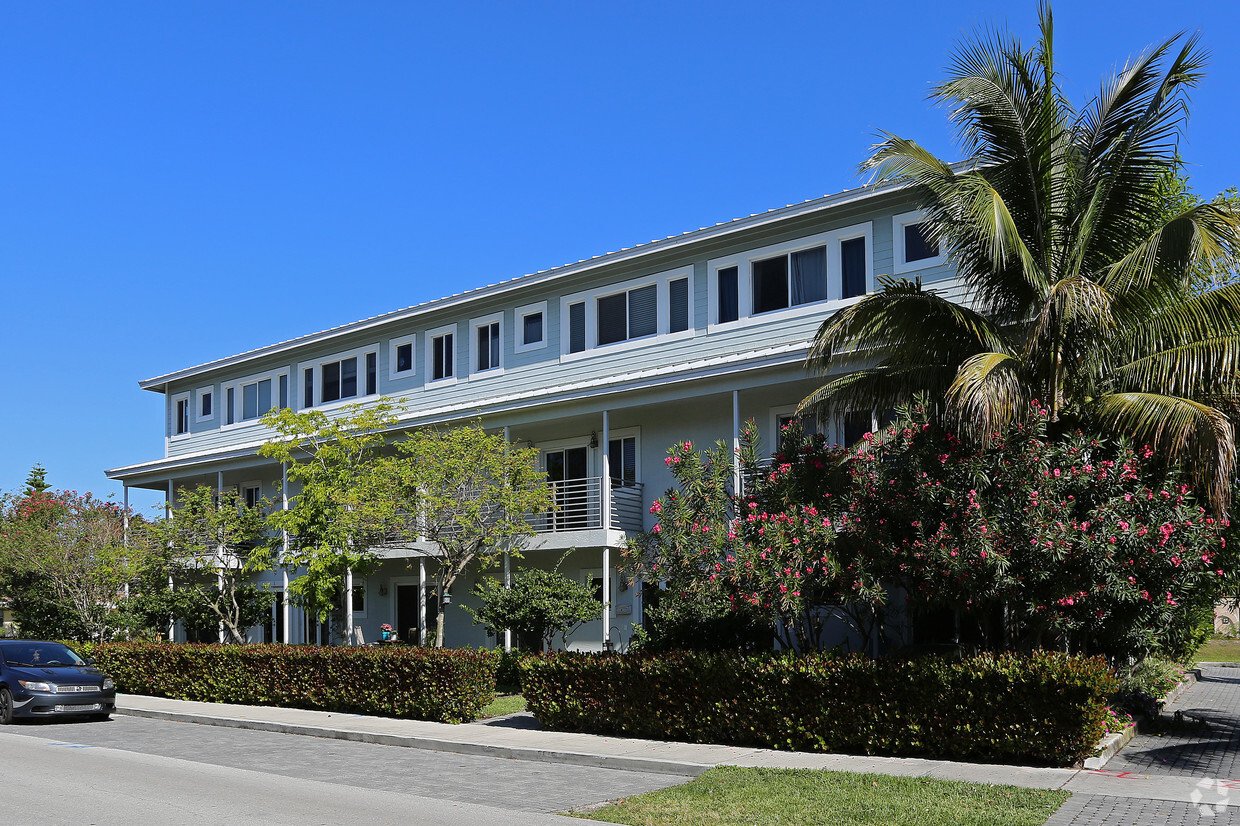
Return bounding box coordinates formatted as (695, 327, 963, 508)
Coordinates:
(0, 640, 116, 723)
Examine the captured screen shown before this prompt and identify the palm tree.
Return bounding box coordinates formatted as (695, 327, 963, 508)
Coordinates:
(800, 4, 1240, 514)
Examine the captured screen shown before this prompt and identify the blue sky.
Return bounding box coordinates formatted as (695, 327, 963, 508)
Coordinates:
(2, 1, 1237, 514)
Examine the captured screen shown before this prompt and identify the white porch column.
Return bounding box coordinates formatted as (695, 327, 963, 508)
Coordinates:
(732, 390, 741, 496)
(418, 559, 427, 646)
(602, 546, 611, 651)
(218, 471, 226, 643)
(166, 480, 175, 641)
(503, 550, 512, 652)
(601, 410, 611, 530)
(345, 567, 355, 646)
(502, 426, 514, 653)
(601, 409, 612, 651)
(122, 486, 131, 600)
(281, 463, 291, 644)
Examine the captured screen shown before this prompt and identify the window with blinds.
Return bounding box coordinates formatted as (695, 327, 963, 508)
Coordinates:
(598, 284, 657, 346)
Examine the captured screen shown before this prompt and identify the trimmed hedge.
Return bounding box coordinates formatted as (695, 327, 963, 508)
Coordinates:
(76, 642, 497, 724)
(520, 650, 1116, 766)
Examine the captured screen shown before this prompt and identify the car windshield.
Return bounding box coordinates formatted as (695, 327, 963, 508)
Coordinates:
(1, 643, 86, 667)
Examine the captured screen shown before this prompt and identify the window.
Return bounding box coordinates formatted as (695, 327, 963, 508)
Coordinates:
(754, 245, 830, 313)
(223, 368, 290, 424)
(598, 284, 656, 345)
(717, 266, 739, 324)
(389, 335, 416, 379)
(568, 302, 586, 354)
(241, 483, 262, 510)
(560, 266, 693, 357)
(470, 313, 503, 376)
(772, 407, 821, 452)
(351, 585, 366, 615)
(892, 210, 946, 274)
(300, 346, 379, 408)
(668, 277, 690, 333)
(708, 224, 872, 328)
(196, 387, 214, 423)
(583, 570, 606, 604)
(843, 410, 874, 446)
(608, 436, 637, 486)
(172, 394, 190, 437)
(515, 301, 548, 353)
(427, 324, 456, 384)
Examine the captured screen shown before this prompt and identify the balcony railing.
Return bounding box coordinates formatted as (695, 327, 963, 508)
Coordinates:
(535, 477, 645, 534)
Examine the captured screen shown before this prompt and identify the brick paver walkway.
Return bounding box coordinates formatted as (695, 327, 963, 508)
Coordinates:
(1107, 666, 1240, 780)
(1047, 665, 1240, 824)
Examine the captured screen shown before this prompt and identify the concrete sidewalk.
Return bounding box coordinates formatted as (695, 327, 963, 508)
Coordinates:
(115, 692, 1240, 812)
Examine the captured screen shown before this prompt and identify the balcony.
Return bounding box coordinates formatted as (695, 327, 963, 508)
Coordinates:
(535, 477, 645, 534)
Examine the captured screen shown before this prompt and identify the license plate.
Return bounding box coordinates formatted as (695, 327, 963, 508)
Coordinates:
(54, 704, 101, 713)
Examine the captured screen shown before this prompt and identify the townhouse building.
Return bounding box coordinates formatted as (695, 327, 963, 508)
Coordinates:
(106, 178, 962, 650)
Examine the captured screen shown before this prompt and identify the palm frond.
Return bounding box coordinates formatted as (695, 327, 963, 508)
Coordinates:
(944, 352, 1027, 444)
(807, 277, 1010, 372)
(1108, 336, 1240, 397)
(797, 365, 957, 425)
(1094, 392, 1235, 516)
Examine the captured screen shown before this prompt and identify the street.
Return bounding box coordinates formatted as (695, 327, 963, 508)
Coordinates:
(1, 715, 684, 825)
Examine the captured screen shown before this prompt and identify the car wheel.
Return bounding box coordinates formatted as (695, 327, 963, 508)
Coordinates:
(0, 688, 13, 725)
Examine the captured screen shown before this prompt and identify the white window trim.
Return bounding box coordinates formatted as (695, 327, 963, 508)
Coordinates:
(706, 223, 874, 332)
(558, 265, 694, 362)
(351, 581, 368, 619)
(606, 426, 641, 484)
(239, 480, 263, 509)
(195, 386, 215, 423)
(297, 344, 380, 412)
(514, 301, 548, 354)
(425, 323, 458, 388)
(170, 392, 191, 440)
(770, 405, 827, 446)
(388, 334, 416, 381)
(468, 311, 505, 380)
(892, 210, 946, 274)
(222, 367, 292, 429)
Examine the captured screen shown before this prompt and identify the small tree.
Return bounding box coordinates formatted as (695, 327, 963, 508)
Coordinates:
(23, 465, 50, 495)
(386, 424, 554, 647)
(139, 485, 273, 643)
(467, 560, 601, 652)
(259, 403, 401, 629)
(0, 489, 151, 642)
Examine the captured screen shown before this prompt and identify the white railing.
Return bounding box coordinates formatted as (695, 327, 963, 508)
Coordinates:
(535, 477, 645, 534)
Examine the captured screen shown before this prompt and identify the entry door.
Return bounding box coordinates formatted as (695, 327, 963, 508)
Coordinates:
(396, 584, 420, 644)
(396, 583, 441, 644)
(546, 446, 589, 529)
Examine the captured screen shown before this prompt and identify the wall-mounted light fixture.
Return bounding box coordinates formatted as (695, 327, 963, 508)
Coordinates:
(589, 431, 599, 449)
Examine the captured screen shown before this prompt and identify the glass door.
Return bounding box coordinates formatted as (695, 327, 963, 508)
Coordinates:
(545, 446, 589, 529)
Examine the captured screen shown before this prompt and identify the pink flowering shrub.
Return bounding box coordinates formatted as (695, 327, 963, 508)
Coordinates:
(626, 400, 1235, 662)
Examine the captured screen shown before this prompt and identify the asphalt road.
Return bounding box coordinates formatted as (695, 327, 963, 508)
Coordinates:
(0, 715, 685, 825)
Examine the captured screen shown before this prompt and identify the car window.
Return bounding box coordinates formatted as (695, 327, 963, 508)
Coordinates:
(1, 643, 86, 667)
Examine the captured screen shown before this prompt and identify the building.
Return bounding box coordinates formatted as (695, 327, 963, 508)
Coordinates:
(106, 179, 962, 649)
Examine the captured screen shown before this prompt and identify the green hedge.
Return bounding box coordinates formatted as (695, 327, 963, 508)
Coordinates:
(76, 642, 497, 724)
(520, 651, 1116, 766)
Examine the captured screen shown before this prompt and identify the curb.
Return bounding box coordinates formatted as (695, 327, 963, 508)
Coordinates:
(114, 706, 710, 777)
(1083, 723, 1136, 770)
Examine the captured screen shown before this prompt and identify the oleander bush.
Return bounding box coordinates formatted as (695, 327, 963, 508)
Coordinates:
(75, 641, 497, 724)
(521, 650, 1116, 766)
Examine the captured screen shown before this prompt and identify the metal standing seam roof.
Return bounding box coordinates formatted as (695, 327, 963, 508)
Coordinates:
(138, 178, 917, 391)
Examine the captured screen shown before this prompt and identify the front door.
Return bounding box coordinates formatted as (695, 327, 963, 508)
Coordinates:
(545, 446, 589, 529)
(396, 584, 420, 644)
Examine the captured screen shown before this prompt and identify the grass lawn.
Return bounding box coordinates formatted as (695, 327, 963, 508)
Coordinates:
(1196, 638, 1240, 664)
(480, 693, 526, 718)
(575, 766, 1069, 826)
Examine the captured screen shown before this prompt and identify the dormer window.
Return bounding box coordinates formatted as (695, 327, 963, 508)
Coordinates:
(300, 346, 379, 408)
